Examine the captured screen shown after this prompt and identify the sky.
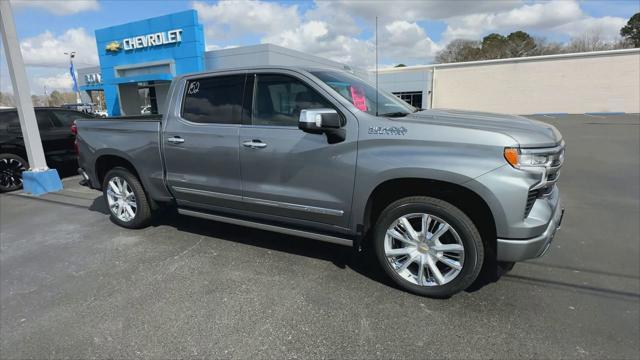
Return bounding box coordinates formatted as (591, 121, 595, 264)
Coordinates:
(1, 0, 638, 95)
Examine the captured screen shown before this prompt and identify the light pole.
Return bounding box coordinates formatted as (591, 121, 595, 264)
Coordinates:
(64, 51, 82, 104)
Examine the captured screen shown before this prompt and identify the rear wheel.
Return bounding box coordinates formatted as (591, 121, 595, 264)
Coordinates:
(373, 196, 484, 298)
(0, 153, 28, 193)
(103, 167, 152, 229)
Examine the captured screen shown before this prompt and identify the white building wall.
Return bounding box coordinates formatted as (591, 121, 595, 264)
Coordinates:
(378, 49, 640, 114)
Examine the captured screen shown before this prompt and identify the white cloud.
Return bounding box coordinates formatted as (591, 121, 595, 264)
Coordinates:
(441, 0, 628, 42)
(37, 72, 73, 91)
(191, 0, 630, 68)
(263, 20, 375, 67)
(193, 0, 300, 41)
(381, 21, 441, 62)
(553, 16, 628, 40)
(19, 28, 98, 68)
(11, 0, 99, 15)
(329, 0, 524, 23)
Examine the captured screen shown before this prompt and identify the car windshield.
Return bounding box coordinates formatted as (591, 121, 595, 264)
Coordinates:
(309, 70, 416, 117)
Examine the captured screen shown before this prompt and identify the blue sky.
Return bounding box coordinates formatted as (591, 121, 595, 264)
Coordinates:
(1, 0, 638, 94)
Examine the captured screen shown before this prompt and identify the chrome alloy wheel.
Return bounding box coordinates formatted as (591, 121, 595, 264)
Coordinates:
(106, 176, 137, 222)
(384, 213, 465, 286)
(0, 157, 26, 190)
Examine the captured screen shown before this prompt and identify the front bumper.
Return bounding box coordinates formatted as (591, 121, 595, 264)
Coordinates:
(496, 199, 564, 262)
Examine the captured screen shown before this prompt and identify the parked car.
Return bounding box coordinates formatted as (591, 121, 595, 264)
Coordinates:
(0, 107, 95, 192)
(76, 67, 565, 297)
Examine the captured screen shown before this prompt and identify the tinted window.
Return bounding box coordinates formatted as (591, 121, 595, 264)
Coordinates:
(0, 111, 20, 131)
(252, 74, 333, 127)
(182, 75, 245, 124)
(35, 111, 54, 130)
(51, 110, 94, 127)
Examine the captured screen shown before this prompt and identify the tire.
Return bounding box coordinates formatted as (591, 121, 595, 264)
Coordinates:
(373, 196, 484, 298)
(103, 167, 152, 229)
(0, 153, 28, 193)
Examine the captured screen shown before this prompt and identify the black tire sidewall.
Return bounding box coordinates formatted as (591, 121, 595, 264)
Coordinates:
(373, 197, 484, 298)
(0, 153, 28, 192)
(102, 167, 151, 229)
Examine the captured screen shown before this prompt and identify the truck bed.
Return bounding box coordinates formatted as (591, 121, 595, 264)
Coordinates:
(75, 116, 170, 200)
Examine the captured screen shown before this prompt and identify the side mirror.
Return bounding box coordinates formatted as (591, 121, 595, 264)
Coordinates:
(299, 109, 342, 133)
(298, 108, 346, 144)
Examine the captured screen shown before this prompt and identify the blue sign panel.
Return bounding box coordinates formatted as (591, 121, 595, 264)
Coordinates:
(89, 10, 205, 116)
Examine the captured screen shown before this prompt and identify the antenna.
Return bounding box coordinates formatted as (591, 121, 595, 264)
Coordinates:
(375, 16, 379, 117)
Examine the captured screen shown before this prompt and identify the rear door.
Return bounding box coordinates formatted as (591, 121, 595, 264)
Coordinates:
(239, 71, 358, 228)
(163, 72, 248, 210)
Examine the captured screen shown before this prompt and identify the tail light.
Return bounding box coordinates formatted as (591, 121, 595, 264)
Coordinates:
(71, 120, 79, 155)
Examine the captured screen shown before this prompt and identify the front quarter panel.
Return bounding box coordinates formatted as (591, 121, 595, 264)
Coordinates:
(351, 113, 517, 230)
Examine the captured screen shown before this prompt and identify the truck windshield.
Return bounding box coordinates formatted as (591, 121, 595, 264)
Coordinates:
(309, 70, 416, 117)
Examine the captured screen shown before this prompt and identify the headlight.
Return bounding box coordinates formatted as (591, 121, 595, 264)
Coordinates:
(504, 148, 549, 169)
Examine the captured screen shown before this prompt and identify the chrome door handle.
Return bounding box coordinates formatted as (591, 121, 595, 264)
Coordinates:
(242, 140, 267, 149)
(167, 136, 184, 144)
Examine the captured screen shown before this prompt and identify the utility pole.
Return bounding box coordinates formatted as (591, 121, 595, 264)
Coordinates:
(0, 0, 62, 194)
(65, 51, 82, 104)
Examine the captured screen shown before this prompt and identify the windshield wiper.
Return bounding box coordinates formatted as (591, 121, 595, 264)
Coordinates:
(379, 111, 410, 117)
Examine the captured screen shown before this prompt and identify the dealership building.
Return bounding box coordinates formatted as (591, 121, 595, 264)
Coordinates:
(78, 10, 640, 116)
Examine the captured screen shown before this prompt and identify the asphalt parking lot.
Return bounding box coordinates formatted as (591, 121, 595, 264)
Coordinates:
(1, 114, 638, 359)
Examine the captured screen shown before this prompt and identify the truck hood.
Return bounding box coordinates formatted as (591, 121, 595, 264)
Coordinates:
(399, 108, 562, 148)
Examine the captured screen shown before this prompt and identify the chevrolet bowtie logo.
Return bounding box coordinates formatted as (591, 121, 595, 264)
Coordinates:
(105, 41, 121, 52)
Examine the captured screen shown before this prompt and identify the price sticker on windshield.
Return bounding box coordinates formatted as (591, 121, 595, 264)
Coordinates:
(349, 85, 368, 112)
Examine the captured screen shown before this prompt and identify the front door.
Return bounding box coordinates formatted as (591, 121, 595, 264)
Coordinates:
(163, 73, 248, 210)
(239, 72, 358, 228)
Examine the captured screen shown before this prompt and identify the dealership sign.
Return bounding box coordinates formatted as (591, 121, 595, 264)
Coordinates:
(106, 29, 183, 52)
(84, 73, 102, 85)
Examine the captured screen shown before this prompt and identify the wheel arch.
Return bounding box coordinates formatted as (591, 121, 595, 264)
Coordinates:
(359, 177, 497, 256)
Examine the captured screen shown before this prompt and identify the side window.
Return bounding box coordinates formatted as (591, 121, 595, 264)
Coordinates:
(0, 111, 20, 131)
(51, 110, 93, 127)
(182, 75, 245, 124)
(35, 111, 54, 130)
(252, 74, 334, 127)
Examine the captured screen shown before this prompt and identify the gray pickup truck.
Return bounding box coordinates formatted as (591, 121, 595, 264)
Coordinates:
(76, 66, 565, 297)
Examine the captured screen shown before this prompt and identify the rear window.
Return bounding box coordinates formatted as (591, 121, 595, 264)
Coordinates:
(181, 75, 245, 124)
(0, 111, 19, 131)
(51, 110, 94, 127)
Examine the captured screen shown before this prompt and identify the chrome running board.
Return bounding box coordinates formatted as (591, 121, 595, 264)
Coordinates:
(177, 208, 353, 247)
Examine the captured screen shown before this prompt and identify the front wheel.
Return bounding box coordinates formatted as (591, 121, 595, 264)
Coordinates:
(373, 196, 484, 298)
(103, 167, 152, 229)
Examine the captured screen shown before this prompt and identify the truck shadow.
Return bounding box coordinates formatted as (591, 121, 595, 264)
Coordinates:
(87, 198, 502, 295)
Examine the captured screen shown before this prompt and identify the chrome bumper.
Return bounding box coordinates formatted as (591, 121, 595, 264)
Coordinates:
(496, 200, 564, 262)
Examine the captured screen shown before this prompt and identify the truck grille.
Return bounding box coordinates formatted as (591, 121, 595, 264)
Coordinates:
(523, 142, 565, 218)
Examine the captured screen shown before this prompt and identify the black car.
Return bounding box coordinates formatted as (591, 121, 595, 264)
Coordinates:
(0, 107, 95, 192)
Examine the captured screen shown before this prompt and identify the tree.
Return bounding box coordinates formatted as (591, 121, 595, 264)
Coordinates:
(481, 33, 509, 59)
(506, 31, 537, 57)
(0, 92, 15, 107)
(394, 64, 407, 67)
(435, 39, 482, 63)
(49, 90, 65, 107)
(620, 12, 640, 47)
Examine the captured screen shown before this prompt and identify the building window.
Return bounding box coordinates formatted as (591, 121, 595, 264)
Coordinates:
(393, 91, 423, 108)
